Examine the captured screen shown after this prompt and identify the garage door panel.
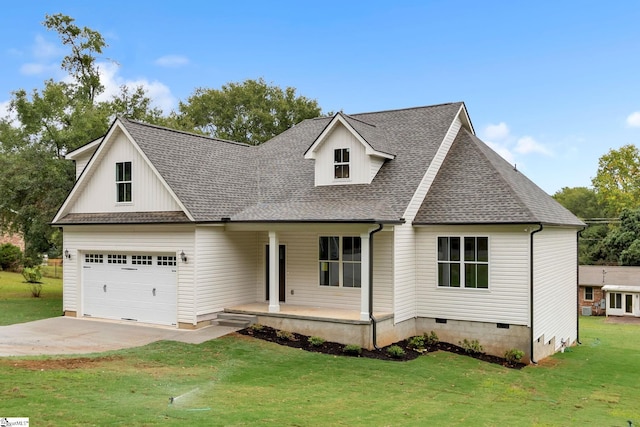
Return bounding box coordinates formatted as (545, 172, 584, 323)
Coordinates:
(82, 253, 177, 325)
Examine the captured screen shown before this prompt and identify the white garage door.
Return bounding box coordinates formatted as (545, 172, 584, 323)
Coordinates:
(82, 253, 177, 326)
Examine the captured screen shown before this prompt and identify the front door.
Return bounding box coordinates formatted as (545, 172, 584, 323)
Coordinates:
(266, 245, 286, 302)
(625, 294, 633, 314)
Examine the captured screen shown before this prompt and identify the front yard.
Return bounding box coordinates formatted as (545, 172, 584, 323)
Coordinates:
(0, 271, 62, 325)
(0, 272, 638, 425)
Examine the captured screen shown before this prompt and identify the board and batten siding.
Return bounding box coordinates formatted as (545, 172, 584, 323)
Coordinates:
(70, 129, 181, 213)
(195, 227, 258, 315)
(533, 227, 578, 349)
(394, 116, 463, 323)
(62, 225, 195, 324)
(255, 230, 393, 312)
(416, 225, 531, 325)
(314, 125, 376, 186)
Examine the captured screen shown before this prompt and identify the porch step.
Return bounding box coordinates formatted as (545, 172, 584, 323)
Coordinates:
(215, 313, 258, 328)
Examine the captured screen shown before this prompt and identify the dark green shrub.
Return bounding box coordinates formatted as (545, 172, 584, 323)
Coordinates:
(408, 335, 425, 350)
(459, 338, 484, 354)
(386, 345, 406, 359)
(0, 243, 22, 271)
(308, 336, 325, 346)
(276, 330, 294, 341)
(424, 331, 439, 346)
(504, 348, 525, 363)
(343, 344, 362, 356)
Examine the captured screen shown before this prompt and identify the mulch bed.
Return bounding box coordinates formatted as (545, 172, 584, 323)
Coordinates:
(238, 325, 526, 369)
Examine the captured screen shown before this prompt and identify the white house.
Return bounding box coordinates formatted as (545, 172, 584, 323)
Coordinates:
(52, 102, 585, 362)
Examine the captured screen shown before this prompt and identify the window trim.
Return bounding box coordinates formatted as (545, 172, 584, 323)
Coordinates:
(318, 235, 361, 288)
(116, 161, 132, 203)
(333, 148, 350, 180)
(584, 286, 594, 301)
(437, 235, 490, 289)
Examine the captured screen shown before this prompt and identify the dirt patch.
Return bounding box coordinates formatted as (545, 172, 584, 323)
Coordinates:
(604, 316, 640, 324)
(237, 326, 526, 369)
(1, 355, 123, 371)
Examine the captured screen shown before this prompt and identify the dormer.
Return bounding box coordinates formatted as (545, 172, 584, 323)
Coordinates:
(304, 113, 395, 186)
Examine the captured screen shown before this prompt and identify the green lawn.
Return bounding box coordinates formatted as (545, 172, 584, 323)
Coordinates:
(0, 271, 63, 325)
(0, 273, 638, 425)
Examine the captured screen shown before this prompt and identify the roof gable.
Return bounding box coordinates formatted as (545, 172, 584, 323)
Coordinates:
(52, 119, 193, 223)
(303, 113, 395, 160)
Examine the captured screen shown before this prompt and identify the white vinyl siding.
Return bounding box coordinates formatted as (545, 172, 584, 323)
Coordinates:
(393, 224, 417, 322)
(74, 151, 94, 180)
(532, 227, 578, 352)
(195, 228, 258, 315)
(369, 157, 385, 182)
(70, 130, 182, 213)
(256, 230, 393, 312)
(314, 125, 383, 186)
(62, 224, 195, 324)
(416, 225, 530, 325)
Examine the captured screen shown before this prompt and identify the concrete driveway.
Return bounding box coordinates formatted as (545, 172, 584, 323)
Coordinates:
(0, 317, 241, 356)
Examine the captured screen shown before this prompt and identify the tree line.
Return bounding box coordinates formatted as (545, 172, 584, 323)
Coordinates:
(0, 14, 322, 263)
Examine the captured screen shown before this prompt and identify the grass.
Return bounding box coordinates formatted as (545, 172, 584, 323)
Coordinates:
(0, 274, 639, 425)
(0, 271, 62, 325)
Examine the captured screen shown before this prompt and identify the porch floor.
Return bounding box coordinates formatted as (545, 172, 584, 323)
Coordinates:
(225, 303, 393, 325)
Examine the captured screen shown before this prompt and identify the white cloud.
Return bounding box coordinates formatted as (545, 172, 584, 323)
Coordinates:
(154, 55, 189, 68)
(626, 111, 640, 127)
(32, 34, 64, 59)
(20, 62, 59, 76)
(515, 136, 552, 156)
(483, 122, 510, 141)
(485, 140, 516, 164)
(95, 62, 176, 113)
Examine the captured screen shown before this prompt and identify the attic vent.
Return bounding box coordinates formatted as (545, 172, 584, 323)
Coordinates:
(581, 306, 592, 316)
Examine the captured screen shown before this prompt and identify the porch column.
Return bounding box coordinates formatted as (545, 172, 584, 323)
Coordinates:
(360, 232, 370, 321)
(268, 231, 280, 313)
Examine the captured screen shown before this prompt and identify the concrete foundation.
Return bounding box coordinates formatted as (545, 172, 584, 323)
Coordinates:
(416, 317, 531, 362)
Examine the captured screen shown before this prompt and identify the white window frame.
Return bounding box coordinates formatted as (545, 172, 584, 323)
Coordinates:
(333, 148, 350, 180)
(584, 286, 593, 301)
(131, 255, 152, 265)
(318, 235, 361, 288)
(107, 254, 127, 264)
(157, 255, 176, 266)
(116, 161, 132, 203)
(437, 236, 489, 289)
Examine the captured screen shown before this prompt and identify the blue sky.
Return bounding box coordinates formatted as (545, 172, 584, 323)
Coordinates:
(1, 1, 640, 195)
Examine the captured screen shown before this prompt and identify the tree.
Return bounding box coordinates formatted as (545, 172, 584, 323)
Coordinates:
(591, 144, 640, 217)
(553, 186, 611, 264)
(177, 78, 322, 145)
(0, 14, 159, 261)
(597, 208, 640, 266)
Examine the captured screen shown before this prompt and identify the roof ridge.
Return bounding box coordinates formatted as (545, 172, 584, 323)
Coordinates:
(341, 113, 377, 128)
(118, 117, 254, 148)
(350, 101, 464, 117)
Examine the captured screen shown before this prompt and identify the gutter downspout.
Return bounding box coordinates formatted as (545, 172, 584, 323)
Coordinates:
(529, 223, 543, 365)
(576, 226, 587, 345)
(369, 223, 384, 350)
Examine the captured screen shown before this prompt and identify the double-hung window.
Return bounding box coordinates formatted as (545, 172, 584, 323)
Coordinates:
(584, 286, 593, 301)
(319, 236, 361, 287)
(438, 236, 489, 289)
(116, 161, 132, 203)
(334, 148, 350, 179)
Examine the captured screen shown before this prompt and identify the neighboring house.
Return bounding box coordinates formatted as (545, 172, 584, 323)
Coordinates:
(0, 230, 25, 252)
(52, 102, 585, 362)
(580, 265, 640, 317)
(578, 266, 607, 316)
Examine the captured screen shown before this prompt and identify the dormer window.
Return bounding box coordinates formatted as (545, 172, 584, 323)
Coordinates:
(116, 161, 132, 203)
(334, 148, 350, 179)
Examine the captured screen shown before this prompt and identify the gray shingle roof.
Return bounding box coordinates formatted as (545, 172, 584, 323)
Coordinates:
(414, 129, 585, 226)
(55, 102, 583, 228)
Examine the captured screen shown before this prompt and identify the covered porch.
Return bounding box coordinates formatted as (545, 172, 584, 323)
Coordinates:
(224, 302, 396, 349)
